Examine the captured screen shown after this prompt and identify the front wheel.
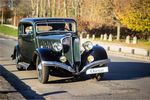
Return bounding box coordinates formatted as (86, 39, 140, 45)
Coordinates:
(90, 73, 104, 81)
(95, 73, 104, 81)
(36, 55, 49, 83)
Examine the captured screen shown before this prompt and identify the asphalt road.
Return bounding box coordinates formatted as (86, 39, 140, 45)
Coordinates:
(0, 36, 150, 100)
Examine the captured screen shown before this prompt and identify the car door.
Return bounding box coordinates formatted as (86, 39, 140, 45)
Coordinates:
(18, 23, 35, 63)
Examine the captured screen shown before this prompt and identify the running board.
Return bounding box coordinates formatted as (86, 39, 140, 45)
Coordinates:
(18, 62, 30, 70)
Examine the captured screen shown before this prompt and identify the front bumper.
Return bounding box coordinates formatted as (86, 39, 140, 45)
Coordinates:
(41, 59, 110, 75)
(80, 59, 110, 73)
(42, 61, 75, 73)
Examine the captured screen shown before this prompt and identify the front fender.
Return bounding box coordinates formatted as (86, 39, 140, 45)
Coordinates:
(33, 48, 62, 61)
(81, 45, 108, 66)
(33, 48, 75, 73)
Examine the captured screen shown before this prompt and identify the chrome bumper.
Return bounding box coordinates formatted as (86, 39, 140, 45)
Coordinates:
(42, 61, 75, 73)
(80, 59, 110, 73)
(41, 59, 110, 74)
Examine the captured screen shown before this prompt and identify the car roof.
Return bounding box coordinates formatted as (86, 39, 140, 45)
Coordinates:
(20, 18, 76, 24)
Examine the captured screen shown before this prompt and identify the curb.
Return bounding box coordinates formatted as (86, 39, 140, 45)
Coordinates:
(107, 51, 150, 62)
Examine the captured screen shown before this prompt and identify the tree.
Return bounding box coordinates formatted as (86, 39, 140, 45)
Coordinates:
(119, 0, 150, 33)
(0, 0, 8, 24)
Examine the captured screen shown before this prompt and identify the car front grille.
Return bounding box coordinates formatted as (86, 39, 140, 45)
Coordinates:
(62, 36, 81, 68)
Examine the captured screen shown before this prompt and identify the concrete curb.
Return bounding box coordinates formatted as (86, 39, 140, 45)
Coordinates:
(107, 51, 150, 62)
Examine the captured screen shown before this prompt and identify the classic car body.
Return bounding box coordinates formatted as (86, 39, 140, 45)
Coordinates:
(12, 18, 110, 83)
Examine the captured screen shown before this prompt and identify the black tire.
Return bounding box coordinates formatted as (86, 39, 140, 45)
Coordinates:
(90, 73, 104, 81)
(95, 73, 104, 81)
(36, 55, 49, 83)
(15, 50, 24, 71)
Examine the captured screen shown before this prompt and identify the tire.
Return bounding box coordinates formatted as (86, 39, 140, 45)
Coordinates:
(15, 50, 24, 71)
(90, 73, 104, 81)
(89, 64, 105, 81)
(95, 73, 104, 81)
(36, 55, 49, 83)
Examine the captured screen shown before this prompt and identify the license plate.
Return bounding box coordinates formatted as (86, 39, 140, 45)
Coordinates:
(86, 67, 108, 75)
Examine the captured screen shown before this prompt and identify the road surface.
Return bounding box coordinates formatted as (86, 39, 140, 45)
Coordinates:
(0, 36, 150, 100)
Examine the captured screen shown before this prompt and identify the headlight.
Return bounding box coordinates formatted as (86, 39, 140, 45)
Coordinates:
(60, 56, 67, 63)
(87, 55, 94, 62)
(82, 41, 93, 51)
(52, 42, 63, 52)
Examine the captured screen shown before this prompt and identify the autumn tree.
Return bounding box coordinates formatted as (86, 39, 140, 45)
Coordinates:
(119, 0, 150, 33)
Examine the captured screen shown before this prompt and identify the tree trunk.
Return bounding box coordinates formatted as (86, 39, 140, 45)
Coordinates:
(64, 0, 67, 17)
(116, 22, 121, 41)
(1, 8, 4, 24)
(36, 0, 39, 17)
(52, 0, 56, 17)
(47, 0, 52, 17)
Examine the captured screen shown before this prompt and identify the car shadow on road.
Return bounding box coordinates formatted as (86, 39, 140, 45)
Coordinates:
(41, 91, 67, 96)
(103, 62, 150, 80)
(47, 76, 90, 84)
(0, 66, 45, 100)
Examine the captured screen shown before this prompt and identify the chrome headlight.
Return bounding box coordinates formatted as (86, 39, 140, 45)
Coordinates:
(82, 41, 93, 51)
(52, 42, 63, 52)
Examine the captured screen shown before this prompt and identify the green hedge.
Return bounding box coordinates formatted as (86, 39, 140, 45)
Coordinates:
(0, 25, 17, 37)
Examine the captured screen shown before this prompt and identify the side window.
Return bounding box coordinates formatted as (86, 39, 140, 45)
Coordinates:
(23, 23, 33, 35)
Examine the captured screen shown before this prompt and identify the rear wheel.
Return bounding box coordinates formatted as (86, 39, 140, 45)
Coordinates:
(36, 55, 49, 83)
(15, 51, 24, 71)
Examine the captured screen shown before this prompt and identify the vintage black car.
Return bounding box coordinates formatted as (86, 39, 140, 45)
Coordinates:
(12, 18, 110, 83)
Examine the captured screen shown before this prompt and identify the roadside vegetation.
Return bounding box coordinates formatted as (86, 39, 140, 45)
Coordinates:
(0, 25, 17, 37)
(0, 0, 149, 49)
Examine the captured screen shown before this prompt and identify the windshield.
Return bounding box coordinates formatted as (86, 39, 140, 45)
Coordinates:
(36, 21, 76, 33)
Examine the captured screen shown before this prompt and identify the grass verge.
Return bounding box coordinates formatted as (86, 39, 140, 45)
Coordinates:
(0, 25, 17, 37)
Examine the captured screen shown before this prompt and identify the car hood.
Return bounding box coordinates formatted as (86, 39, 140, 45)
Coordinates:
(37, 33, 73, 48)
(37, 33, 81, 69)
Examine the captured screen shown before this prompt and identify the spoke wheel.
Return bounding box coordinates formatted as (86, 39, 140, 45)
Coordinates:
(15, 51, 23, 71)
(36, 56, 49, 83)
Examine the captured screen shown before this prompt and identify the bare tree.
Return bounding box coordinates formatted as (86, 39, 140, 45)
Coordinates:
(0, 0, 8, 24)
